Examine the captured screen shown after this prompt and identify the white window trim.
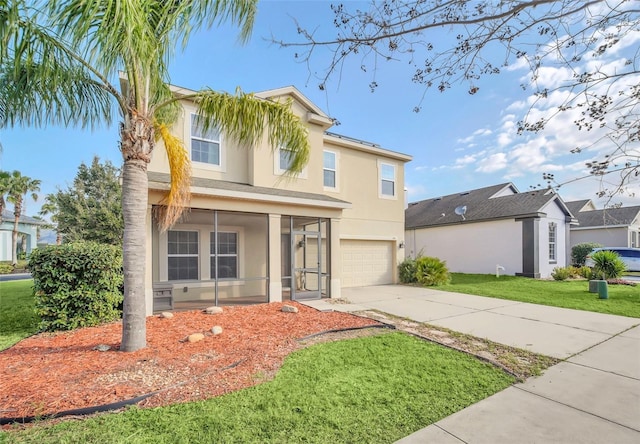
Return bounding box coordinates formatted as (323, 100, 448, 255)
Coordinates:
(159, 224, 244, 284)
(548, 222, 557, 263)
(274, 146, 307, 179)
(188, 112, 226, 172)
(323, 150, 339, 192)
(166, 230, 200, 281)
(378, 160, 397, 200)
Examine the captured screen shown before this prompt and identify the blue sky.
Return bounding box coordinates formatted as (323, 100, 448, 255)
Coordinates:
(1, 0, 638, 217)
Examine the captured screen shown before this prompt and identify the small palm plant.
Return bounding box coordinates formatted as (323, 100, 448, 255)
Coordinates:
(591, 250, 627, 280)
(415, 256, 451, 286)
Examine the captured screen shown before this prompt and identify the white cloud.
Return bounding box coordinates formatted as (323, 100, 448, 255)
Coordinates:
(476, 153, 508, 173)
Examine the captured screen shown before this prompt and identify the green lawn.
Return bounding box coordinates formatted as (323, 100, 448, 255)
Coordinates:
(1, 332, 514, 443)
(444, 274, 640, 318)
(0, 280, 38, 350)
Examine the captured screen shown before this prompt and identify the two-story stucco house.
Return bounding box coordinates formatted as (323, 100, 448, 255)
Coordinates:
(144, 85, 411, 313)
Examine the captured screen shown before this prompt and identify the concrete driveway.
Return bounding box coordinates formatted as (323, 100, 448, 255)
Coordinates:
(303, 285, 640, 443)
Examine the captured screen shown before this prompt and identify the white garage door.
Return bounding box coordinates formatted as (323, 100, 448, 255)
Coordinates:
(341, 240, 394, 287)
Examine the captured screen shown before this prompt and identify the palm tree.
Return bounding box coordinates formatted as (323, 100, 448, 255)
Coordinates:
(6, 171, 41, 265)
(0, 1, 310, 351)
(0, 171, 11, 223)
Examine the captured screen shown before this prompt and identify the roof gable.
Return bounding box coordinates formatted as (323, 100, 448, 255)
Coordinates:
(571, 205, 640, 228)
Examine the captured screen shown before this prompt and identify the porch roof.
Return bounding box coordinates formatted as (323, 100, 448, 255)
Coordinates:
(148, 172, 352, 210)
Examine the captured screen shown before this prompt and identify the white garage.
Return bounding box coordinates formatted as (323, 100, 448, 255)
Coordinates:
(341, 239, 394, 287)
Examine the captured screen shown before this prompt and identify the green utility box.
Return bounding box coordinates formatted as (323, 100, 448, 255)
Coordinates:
(597, 280, 609, 300)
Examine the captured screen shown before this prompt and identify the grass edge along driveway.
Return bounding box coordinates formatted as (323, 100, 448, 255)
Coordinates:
(445, 273, 640, 318)
(2, 332, 514, 443)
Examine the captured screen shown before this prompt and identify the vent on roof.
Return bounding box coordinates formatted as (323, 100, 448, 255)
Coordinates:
(408, 202, 419, 207)
(434, 197, 442, 201)
(460, 192, 470, 196)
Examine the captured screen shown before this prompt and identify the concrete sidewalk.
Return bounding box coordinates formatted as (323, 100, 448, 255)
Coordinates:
(302, 285, 640, 443)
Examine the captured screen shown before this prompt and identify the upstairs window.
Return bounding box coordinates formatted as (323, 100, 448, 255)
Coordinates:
(380, 162, 396, 198)
(279, 147, 295, 171)
(548, 222, 557, 262)
(323, 150, 337, 189)
(191, 114, 221, 166)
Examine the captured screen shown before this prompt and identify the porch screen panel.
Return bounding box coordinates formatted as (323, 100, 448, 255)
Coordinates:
(216, 211, 268, 305)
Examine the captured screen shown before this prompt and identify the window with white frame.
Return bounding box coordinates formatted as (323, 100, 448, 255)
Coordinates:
(323, 150, 337, 188)
(548, 222, 557, 262)
(380, 162, 396, 197)
(279, 147, 294, 171)
(167, 230, 199, 280)
(210, 232, 238, 278)
(191, 114, 221, 166)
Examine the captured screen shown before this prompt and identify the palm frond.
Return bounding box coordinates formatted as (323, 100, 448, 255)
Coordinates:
(154, 122, 191, 231)
(0, 0, 117, 128)
(195, 88, 310, 174)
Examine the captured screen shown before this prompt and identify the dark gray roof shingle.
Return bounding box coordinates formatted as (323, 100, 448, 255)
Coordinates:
(1, 210, 45, 225)
(406, 183, 570, 229)
(565, 202, 640, 228)
(565, 200, 592, 215)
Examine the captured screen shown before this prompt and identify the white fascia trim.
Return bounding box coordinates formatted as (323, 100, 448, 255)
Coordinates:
(571, 225, 630, 230)
(324, 134, 412, 162)
(341, 235, 398, 241)
(149, 181, 352, 210)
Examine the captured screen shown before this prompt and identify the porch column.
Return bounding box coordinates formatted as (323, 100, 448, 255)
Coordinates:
(268, 214, 282, 302)
(144, 205, 154, 316)
(330, 218, 341, 299)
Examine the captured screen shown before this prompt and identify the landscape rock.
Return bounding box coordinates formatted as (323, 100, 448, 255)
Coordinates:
(187, 333, 205, 343)
(211, 326, 223, 335)
(204, 306, 223, 315)
(94, 344, 111, 352)
(281, 305, 299, 313)
(159, 312, 174, 319)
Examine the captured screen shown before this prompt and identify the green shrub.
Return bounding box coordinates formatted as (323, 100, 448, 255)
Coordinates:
(571, 242, 602, 267)
(0, 263, 13, 274)
(551, 267, 571, 281)
(578, 266, 593, 279)
(398, 257, 418, 283)
(415, 256, 451, 286)
(28, 242, 123, 331)
(590, 250, 627, 280)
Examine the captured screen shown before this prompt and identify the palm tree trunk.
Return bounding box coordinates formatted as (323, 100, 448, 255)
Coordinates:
(119, 116, 154, 352)
(11, 201, 21, 265)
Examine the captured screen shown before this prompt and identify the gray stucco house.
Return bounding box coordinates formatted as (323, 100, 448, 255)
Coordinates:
(566, 200, 640, 248)
(405, 183, 577, 278)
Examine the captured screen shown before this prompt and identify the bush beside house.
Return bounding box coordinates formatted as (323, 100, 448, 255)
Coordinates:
(28, 242, 123, 331)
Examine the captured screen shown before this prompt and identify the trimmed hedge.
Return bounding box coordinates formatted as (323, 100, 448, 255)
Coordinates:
(571, 242, 602, 267)
(28, 242, 123, 331)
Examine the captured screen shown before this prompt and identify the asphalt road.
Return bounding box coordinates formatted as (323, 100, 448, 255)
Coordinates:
(0, 273, 32, 282)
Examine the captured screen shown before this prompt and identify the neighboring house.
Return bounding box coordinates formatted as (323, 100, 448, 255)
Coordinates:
(405, 183, 577, 278)
(0, 210, 44, 261)
(145, 85, 411, 313)
(566, 200, 640, 249)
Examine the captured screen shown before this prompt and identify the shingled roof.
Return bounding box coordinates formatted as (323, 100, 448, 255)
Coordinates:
(1, 210, 46, 225)
(565, 199, 592, 215)
(147, 172, 351, 208)
(406, 183, 574, 229)
(565, 201, 640, 228)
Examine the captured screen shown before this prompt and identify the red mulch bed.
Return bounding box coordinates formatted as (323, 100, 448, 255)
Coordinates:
(1, 302, 379, 422)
